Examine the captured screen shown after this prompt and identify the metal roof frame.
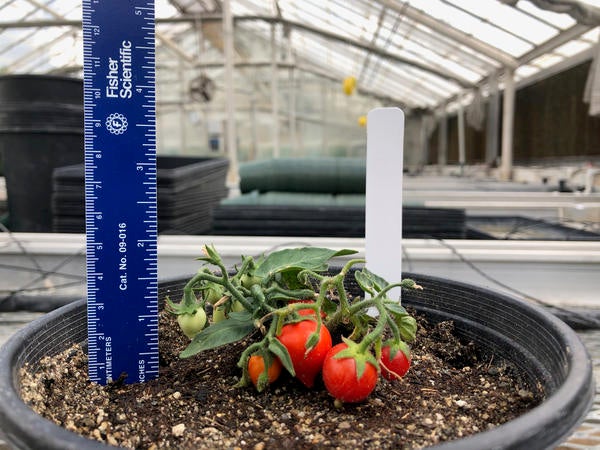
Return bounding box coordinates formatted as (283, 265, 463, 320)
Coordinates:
(1, 1, 598, 109)
(2, 0, 600, 180)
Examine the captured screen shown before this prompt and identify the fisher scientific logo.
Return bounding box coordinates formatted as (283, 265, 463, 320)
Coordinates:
(105, 113, 128, 135)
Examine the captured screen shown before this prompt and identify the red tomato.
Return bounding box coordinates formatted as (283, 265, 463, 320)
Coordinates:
(322, 343, 378, 403)
(277, 319, 332, 388)
(380, 346, 411, 381)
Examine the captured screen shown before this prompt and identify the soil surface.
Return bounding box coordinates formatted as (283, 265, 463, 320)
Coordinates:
(20, 310, 541, 449)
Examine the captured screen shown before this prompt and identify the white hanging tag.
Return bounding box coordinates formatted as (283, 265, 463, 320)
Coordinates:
(365, 107, 404, 300)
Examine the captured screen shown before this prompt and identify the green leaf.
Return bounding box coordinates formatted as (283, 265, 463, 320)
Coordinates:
(268, 338, 295, 376)
(281, 270, 305, 290)
(254, 247, 357, 278)
(355, 268, 390, 295)
(322, 297, 338, 316)
(397, 315, 417, 343)
(354, 270, 374, 295)
(180, 311, 254, 358)
(384, 301, 408, 316)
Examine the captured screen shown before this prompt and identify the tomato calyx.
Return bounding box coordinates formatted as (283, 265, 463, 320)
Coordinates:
(166, 289, 202, 316)
(166, 291, 208, 340)
(384, 339, 411, 361)
(332, 337, 379, 380)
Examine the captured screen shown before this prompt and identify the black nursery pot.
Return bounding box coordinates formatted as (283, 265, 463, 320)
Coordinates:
(0, 273, 594, 450)
(0, 74, 84, 232)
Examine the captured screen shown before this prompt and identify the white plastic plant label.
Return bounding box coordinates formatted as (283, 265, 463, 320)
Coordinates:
(365, 107, 404, 300)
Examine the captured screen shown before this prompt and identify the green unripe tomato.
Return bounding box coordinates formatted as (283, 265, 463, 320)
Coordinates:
(212, 305, 227, 323)
(203, 286, 224, 304)
(177, 308, 207, 340)
(232, 300, 245, 312)
(241, 274, 261, 289)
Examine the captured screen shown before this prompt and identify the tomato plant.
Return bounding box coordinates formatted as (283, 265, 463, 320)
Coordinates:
(168, 244, 422, 403)
(380, 345, 411, 381)
(277, 319, 332, 388)
(322, 342, 378, 403)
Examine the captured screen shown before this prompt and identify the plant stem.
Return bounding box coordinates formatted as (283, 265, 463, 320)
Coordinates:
(357, 300, 389, 353)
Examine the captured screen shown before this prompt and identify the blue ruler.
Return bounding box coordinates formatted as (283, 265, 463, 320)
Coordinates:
(82, 0, 159, 385)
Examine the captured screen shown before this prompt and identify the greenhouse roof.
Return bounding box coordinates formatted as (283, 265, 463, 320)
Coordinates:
(1, 0, 600, 111)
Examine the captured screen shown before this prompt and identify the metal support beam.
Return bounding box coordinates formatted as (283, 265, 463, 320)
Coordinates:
(500, 68, 516, 181)
(156, 31, 196, 64)
(486, 74, 501, 166)
(437, 107, 448, 168)
(457, 100, 466, 175)
(249, 91, 258, 161)
(0, 15, 474, 89)
(23, 0, 60, 19)
(223, 0, 239, 189)
(378, 0, 518, 69)
(321, 81, 328, 153)
(178, 58, 187, 153)
(519, 23, 591, 65)
(522, 0, 600, 26)
(289, 67, 298, 156)
(271, 23, 280, 158)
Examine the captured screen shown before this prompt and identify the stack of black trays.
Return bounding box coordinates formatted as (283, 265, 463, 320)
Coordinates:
(211, 205, 466, 238)
(467, 216, 600, 241)
(52, 156, 229, 234)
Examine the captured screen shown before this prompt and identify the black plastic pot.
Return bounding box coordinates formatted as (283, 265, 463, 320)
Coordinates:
(0, 274, 594, 449)
(0, 74, 83, 232)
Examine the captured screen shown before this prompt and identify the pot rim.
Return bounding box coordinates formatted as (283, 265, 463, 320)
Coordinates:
(0, 273, 594, 450)
(399, 272, 595, 449)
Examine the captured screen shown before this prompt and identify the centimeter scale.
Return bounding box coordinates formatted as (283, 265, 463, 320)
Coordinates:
(82, 0, 159, 385)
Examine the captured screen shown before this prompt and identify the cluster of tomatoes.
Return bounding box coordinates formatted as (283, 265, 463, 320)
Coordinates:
(170, 245, 418, 405)
(247, 303, 411, 403)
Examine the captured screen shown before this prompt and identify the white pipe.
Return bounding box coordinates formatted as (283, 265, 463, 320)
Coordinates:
(2, 233, 599, 264)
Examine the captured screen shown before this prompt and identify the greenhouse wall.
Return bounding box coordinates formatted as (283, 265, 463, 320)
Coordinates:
(431, 60, 600, 166)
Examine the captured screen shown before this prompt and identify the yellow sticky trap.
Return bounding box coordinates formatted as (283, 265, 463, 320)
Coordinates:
(343, 76, 356, 96)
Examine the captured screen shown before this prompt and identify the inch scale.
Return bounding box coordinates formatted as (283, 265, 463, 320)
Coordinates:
(83, 0, 159, 385)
